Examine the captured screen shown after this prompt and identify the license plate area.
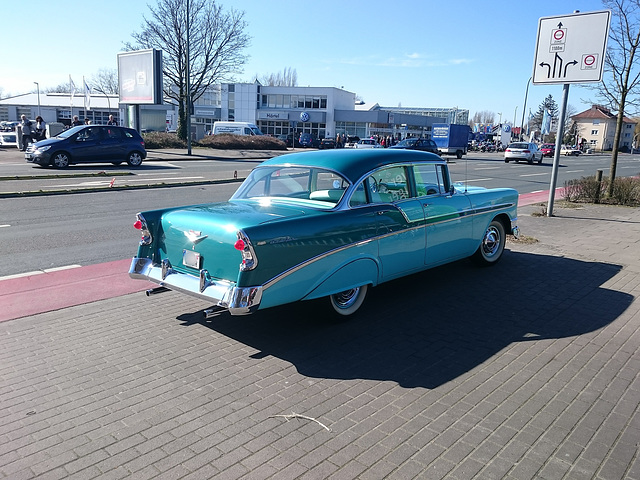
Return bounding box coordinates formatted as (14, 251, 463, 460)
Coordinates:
(182, 249, 201, 269)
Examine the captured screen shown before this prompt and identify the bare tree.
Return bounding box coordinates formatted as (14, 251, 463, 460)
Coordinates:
(259, 67, 298, 87)
(90, 68, 119, 95)
(126, 0, 250, 140)
(471, 111, 496, 124)
(591, 0, 640, 196)
(44, 83, 74, 94)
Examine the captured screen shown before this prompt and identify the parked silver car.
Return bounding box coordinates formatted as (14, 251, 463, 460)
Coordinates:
(504, 142, 543, 164)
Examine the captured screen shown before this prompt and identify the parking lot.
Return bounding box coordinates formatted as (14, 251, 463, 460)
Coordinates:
(1, 200, 639, 479)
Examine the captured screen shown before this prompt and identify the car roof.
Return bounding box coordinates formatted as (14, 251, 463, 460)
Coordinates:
(259, 149, 444, 183)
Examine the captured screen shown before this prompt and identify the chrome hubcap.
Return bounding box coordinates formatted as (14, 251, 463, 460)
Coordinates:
(333, 287, 360, 308)
(482, 226, 500, 257)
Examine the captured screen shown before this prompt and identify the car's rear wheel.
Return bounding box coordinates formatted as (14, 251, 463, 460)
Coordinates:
(528, 156, 534, 164)
(538, 156, 543, 164)
(51, 152, 70, 169)
(127, 151, 143, 167)
(473, 219, 505, 266)
(504, 158, 509, 163)
(456, 150, 463, 159)
(329, 284, 368, 316)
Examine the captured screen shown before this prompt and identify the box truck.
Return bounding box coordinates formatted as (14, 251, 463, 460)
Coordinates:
(432, 124, 471, 159)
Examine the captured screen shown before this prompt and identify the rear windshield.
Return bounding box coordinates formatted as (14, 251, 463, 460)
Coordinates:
(509, 143, 529, 149)
(231, 166, 350, 206)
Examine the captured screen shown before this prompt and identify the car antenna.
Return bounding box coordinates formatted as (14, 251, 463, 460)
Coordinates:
(464, 154, 468, 193)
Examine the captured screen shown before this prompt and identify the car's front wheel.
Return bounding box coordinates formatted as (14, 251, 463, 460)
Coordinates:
(127, 151, 144, 167)
(51, 152, 70, 169)
(329, 284, 368, 316)
(473, 219, 505, 266)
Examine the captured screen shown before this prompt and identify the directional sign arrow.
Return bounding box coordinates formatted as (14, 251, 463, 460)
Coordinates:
(564, 60, 578, 77)
(553, 52, 563, 78)
(540, 62, 551, 76)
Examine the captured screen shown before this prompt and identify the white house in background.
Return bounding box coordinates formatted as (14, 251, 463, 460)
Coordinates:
(571, 105, 637, 152)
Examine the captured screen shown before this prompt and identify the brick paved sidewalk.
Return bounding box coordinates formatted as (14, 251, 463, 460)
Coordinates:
(0, 203, 638, 479)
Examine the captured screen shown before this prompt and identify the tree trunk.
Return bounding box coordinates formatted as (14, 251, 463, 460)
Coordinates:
(607, 96, 626, 198)
(177, 98, 187, 141)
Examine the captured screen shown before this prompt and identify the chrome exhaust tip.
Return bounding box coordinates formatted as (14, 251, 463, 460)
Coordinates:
(203, 306, 227, 319)
(146, 286, 170, 296)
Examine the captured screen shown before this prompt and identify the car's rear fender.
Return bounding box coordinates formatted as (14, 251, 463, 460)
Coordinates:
(301, 257, 379, 301)
(255, 246, 380, 310)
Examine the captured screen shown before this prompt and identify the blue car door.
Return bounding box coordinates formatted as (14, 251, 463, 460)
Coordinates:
(70, 126, 103, 162)
(365, 166, 428, 281)
(412, 163, 475, 266)
(101, 127, 126, 161)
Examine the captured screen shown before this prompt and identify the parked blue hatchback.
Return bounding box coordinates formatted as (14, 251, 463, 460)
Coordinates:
(25, 125, 146, 168)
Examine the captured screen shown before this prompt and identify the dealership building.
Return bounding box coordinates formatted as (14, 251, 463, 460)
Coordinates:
(0, 82, 468, 141)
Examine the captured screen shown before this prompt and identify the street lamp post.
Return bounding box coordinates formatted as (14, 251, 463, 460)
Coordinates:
(34, 82, 41, 117)
(186, 0, 192, 156)
(520, 76, 532, 140)
(94, 87, 111, 114)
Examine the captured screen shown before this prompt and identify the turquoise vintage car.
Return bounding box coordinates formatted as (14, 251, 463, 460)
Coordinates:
(129, 149, 519, 317)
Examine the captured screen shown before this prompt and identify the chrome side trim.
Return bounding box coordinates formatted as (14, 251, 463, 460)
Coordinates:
(262, 237, 376, 291)
(129, 258, 262, 315)
(261, 203, 517, 292)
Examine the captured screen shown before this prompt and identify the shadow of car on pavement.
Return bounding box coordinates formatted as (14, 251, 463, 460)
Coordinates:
(176, 251, 631, 389)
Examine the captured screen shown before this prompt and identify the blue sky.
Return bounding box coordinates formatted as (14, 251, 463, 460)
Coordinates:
(2, 0, 609, 123)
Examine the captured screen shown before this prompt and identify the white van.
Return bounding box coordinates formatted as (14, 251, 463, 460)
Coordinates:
(212, 121, 263, 136)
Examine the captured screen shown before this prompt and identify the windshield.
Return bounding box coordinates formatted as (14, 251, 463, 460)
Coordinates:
(250, 126, 263, 135)
(396, 139, 417, 147)
(232, 166, 350, 206)
(56, 126, 85, 139)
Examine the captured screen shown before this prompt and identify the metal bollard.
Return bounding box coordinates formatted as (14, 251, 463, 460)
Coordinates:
(595, 169, 603, 204)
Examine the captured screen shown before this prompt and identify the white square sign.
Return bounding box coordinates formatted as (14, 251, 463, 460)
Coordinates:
(532, 10, 611, 85)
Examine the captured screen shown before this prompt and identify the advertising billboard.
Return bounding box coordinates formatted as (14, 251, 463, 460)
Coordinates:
(118, 49, 163, 104)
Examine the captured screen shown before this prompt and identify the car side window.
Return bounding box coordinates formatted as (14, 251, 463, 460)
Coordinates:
(413, 164, 442, 196)
(77, 127, 101, 141)
(368, 166, 408, 202)
(349, 181, 368, 207)
(105, 128, 122, 140)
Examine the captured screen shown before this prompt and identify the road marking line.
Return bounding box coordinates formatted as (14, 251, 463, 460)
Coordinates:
(520, 173, 549, 177)
(44, 265, 82, 273)
(0, 264, 81, 281)
(47, 176, 206, 187)
(475, 167, 501, 170)
(142, 161, 179, 167)
(0, 224, 10, 228)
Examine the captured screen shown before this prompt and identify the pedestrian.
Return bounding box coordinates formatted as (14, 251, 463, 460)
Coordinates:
(35, 116, 47, 141)
(19, 115, 35, 151)
(71, 115, 82, 127)
(107, 115, 117, 126)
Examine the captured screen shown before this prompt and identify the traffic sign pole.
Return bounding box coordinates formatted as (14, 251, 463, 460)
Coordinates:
(548, 83, 570, 217)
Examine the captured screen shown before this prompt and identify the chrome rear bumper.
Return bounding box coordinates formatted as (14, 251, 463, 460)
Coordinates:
(129, 258, 262, 315)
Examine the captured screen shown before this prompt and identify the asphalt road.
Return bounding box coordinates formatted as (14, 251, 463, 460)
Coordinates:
(1, 147, 638, 196)
(0, 146, 638, 279)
